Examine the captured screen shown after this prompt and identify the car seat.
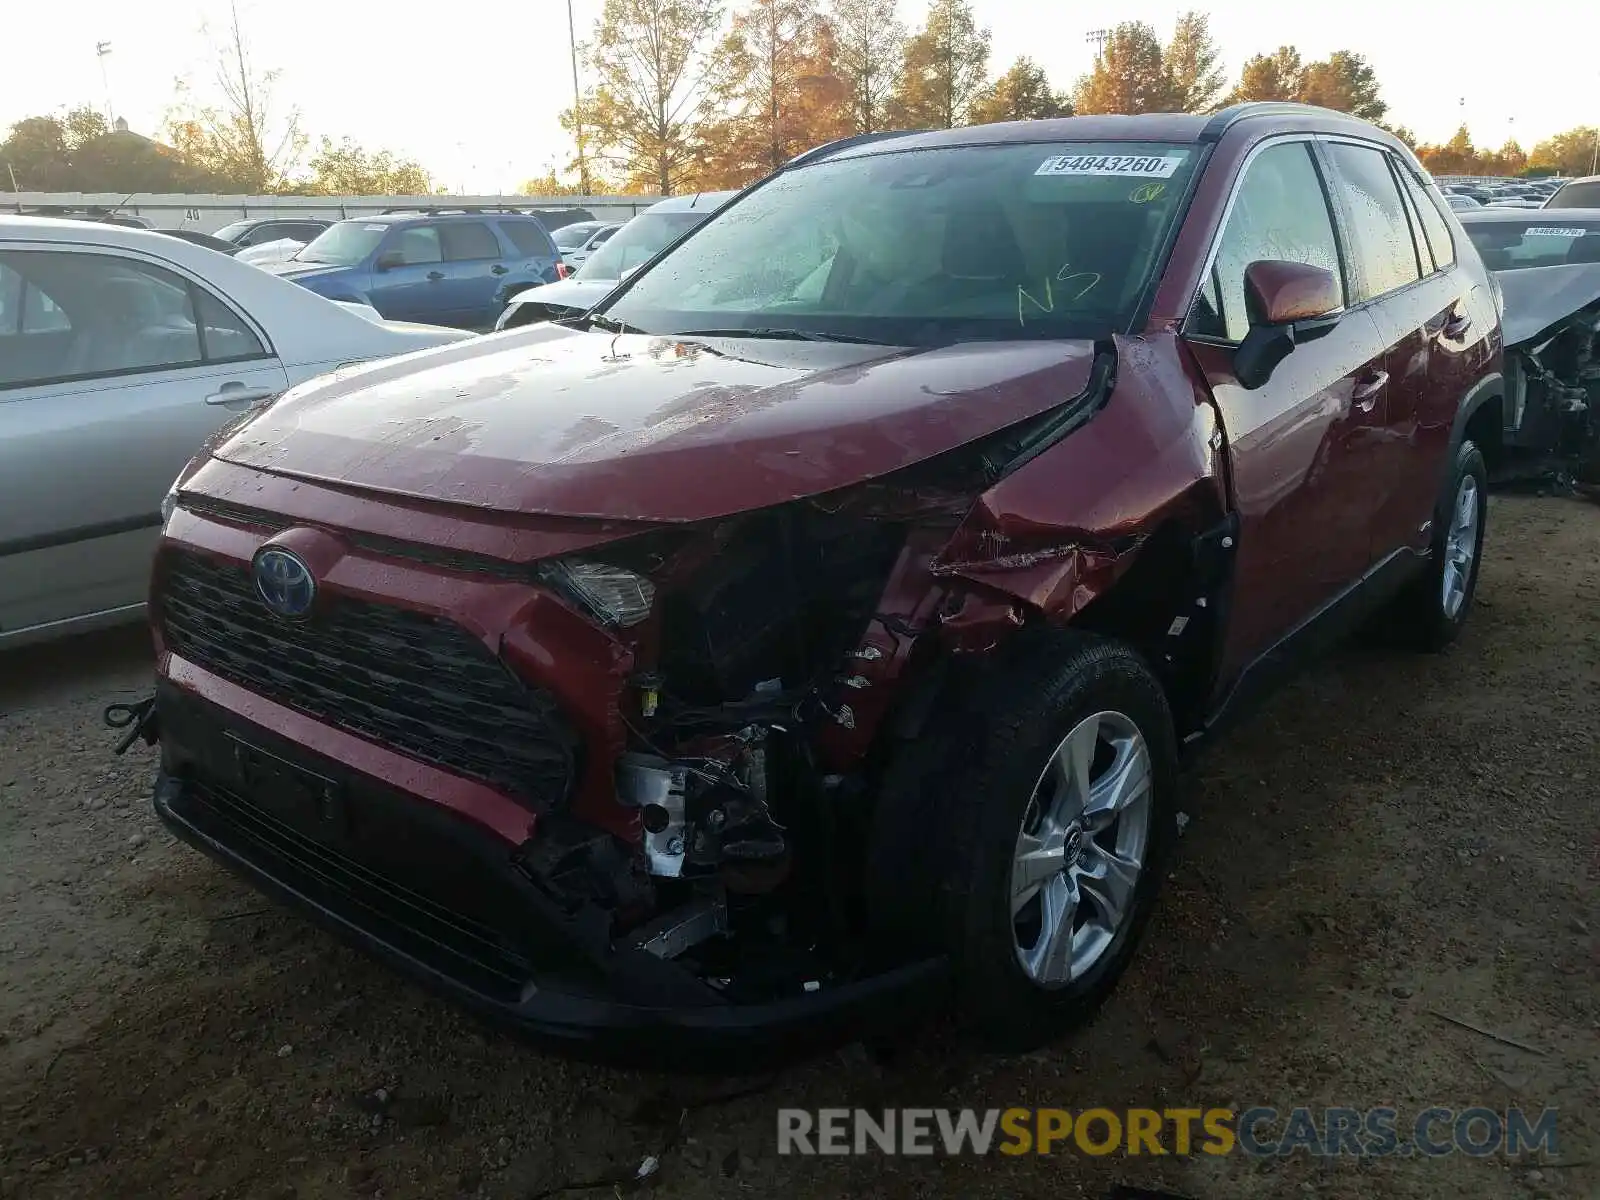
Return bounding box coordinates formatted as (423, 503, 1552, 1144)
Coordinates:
(63, 276, 196, 376)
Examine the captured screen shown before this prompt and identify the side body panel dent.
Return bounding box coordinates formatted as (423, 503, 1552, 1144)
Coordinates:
(933, 333, 1228, 619)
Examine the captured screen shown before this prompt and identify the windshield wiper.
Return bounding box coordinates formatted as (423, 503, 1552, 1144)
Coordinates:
(672, 327, 893, 346)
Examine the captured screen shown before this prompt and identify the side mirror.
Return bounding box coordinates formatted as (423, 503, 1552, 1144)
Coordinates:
(374, 250, 404, 272)
(1233, 260, 1343, 390)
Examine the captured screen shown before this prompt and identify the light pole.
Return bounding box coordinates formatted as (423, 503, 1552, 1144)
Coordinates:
(95, 41, 114, 122)
(1085, 29, 1109, 61)
(567, 0, 591, 197)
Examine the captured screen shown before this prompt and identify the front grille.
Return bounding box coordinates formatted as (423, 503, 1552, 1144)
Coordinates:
(188, 775, 539, 997)
(158, 550, 576, 803)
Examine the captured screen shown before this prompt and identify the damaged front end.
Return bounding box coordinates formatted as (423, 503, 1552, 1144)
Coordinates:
(141, 331, 1229, 1060)
(1473, 245, 1600, 494)
(486, 359, 1138, 1024)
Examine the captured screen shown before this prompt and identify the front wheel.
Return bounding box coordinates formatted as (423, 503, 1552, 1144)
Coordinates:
(871, 634, 1180, 1052)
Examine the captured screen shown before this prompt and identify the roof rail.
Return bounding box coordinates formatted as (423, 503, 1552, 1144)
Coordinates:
(785, 128, 923, 168)
(378, 205, 532, 217)
(1198, 101, 1350, 143)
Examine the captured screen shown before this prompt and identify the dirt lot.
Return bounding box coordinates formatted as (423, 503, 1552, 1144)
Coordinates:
(1, 494, 1596, 1200)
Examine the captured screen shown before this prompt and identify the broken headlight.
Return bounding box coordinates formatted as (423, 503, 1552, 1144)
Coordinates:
(542, 559, 656, 628)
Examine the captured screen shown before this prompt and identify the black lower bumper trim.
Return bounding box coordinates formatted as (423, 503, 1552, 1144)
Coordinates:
(154, 768, 947, 1067)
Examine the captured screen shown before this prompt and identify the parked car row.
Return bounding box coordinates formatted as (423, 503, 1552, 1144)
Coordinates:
(109, 102, 1527, 1068)
(258, 209, 568, 331)
(14, 206, 621, 331)
(1439, 177, 1565, 209)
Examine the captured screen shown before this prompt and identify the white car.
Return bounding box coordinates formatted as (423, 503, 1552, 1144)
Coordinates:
(496, 193, 739, 330)
(235, 237, 307, 267)
(0, 215, 474, 648)
(550, 220, 622, 270)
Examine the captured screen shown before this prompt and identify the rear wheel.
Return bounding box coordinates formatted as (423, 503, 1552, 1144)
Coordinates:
(1384, 439, 1488, 651)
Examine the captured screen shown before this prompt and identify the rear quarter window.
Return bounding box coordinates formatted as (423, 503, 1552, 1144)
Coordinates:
(499, 220, 555, 258)
(440, 221, 502, 261)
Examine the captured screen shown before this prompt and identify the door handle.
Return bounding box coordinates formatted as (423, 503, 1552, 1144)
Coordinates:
(1441, 310, 1472, 339)
(1351, 369, 1388, 412)
(490, 265, 509, 275)
(426, 270, 445, 281)
(205, 383, 278, 406)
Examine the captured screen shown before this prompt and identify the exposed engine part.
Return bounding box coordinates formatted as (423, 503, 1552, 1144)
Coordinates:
(616, 753, 690, 877)
(628, 892, 728, 959)
(1499, 304, 1600, 491)
(615, 734, 789, 882)
(632, 671, 664, 718)
(656, 506, 906, 704)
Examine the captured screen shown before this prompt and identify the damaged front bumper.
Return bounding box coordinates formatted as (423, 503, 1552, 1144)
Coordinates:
(146, 684, 945, 1066)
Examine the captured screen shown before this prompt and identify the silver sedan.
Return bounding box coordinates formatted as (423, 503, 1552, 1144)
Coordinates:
(0, 216, 473, 648)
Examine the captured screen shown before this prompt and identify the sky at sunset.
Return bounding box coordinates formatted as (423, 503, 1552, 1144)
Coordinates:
(6, 0, 1592, 192)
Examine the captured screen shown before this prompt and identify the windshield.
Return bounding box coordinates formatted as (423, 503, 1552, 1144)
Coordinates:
(1546, 181, 1600, 209)
(602, 142, 1200, 344)
(212, 220, 257, 242)
(552, 222, 601, 250)
(1463, 219, 1600, 269)
(294, 221, 387, 266)
(578, 211, 710, 280)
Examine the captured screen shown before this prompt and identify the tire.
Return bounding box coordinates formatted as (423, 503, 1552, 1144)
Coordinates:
(1383, 439, 1488, 651)
(866, 632, 1180, 1053)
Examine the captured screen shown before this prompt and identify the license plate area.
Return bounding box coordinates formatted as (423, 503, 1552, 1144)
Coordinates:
(225, 733, 346, 841)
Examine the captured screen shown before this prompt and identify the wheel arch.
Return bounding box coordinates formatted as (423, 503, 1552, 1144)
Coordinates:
(1451, 371, 1505, 469)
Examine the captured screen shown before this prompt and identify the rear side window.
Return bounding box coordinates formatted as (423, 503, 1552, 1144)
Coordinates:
(0, 264, 23, 332)
(440, 221, 502, 261)
(1397, 168, 1456, 269)
(1190, 141, 1345, 343)
(1324, 142, 1423, 301)
(389, 225, 442, 265)
(499, 220, 554, 258)
(0, 250, 266, 389)
(193, 287, 267, 361)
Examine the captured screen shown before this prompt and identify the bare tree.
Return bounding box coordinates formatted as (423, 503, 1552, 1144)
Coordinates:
(830, 0, 905, 133)
(168, 0, 303, 191)
(571, 0, 727, 195)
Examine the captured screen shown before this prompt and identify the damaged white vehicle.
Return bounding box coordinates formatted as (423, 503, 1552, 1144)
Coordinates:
(1458, 209, 1600, 491)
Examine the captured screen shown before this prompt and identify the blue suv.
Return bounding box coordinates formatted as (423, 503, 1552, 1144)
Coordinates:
(264, 209, 565, 330)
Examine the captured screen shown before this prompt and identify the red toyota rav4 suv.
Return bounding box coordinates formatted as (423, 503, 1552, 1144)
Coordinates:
(133, 103, 1503, 1062)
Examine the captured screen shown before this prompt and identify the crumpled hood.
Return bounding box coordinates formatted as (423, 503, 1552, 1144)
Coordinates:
(1496, 263, 1600, 346)
(506, 277, 619, 312)
(214, 324, 1100, 522)
(261, 260, 348, 283)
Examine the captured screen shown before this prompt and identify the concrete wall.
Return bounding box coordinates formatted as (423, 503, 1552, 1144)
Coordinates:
(2, 193, 660, 233)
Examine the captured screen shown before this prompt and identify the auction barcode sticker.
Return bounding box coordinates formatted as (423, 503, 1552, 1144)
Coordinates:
(1525, 226, 1587, 238)
(1035, 154, 1185, 178)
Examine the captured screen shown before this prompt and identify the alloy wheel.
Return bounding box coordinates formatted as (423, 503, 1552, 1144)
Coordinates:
(1442, 474, 1480, 619)
(1011, 710, 1152, 988)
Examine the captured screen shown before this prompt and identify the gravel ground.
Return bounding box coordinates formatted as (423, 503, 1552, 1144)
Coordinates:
(1, 494, 1596, 1200)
